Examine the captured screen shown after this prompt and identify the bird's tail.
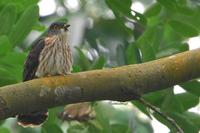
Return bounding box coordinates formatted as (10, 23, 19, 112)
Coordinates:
(17, 109, 48, 127)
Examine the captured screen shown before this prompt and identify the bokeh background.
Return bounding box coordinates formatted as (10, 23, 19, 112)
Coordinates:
(0, 0, 199, 133)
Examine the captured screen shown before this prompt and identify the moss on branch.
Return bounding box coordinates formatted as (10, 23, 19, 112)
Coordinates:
(0, 48, 200, 120)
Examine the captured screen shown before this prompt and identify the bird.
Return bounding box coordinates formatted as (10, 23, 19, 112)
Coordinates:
(17, 22, 72, 127)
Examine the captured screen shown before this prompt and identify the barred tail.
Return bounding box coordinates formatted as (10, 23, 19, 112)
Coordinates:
(17, 109, 48, 127)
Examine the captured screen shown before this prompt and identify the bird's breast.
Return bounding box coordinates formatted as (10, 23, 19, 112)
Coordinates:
(35, 38, 72, 77)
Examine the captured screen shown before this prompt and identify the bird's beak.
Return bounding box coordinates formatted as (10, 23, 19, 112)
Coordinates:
(63, 24, 70, 31)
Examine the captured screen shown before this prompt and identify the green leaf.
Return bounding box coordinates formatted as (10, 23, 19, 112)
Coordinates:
(94, 102, 138, 133)
(67, 121, 89, 133)
(156, 0, 177, 10)
(17, 0, 39, 8)
(168, 20, 199, 37)
(137, 41, 155, 62)
(153, 111, 177, 132)
(176, 6, 195, 16)
(132, 101, 151, 118)
(151, 26, 164, 52)
(0, 120, 5, 126)
(87, 120, 103, 132)
(143, 89, 170, 107)
(184, 112, 200, 129)
(105, 0, 146, 25)
(44, 108, 57, 125)
(156, 43, 189, 58)
(180, 80, 200, 97)
(0, 52, 26, 65)
(144, 3, 162, 18)
(177, 0, 187, 6)
(105, 0, 131, 16)
(0, 52, 25, 84)
(153, 112, 198, 133)
(170, 7, 200, 32)
(176, 92, 199, 111)
(156, 48, 180, 58)
(0, 36, 12, 56)
(161, 92, 184, 113)
(0, 75, 19, 86)
(0, 127, 10, 133)
(42, 124, 63, 133)
(170, 112, 199, 133)
(94, 102, 112, 133)
(125, 43, 140, 64)
(75, 47, 91, 71)
(111, 124, 131, 133)
(9, 4, 39, 46)
(136, 26, 158, 62)
(90, 56, 105, 70)
(72, 65, 82, 73)
(162, 24, 182, 45)
(0, 3, 16, 36)
(32, 21, 46, 31)
(133, 90, 171, 120)
(0, 62, 23, 84)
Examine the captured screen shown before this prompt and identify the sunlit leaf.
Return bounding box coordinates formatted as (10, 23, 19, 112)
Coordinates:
(125, 43, 141, 64)
(33, 21, 46, 31)
(144, 3, 162, 18)
(75, 47, 91, 71)
(170, 112, 199, 133)
(161, 92, 184, 113)
(105, 0, 147, 25)
(0, 63, 23, 85)
(0, 36, 12, 56)
(0, 52, 26, 65)
(90, 56, 105, 70)
(143, 89, 170, 107)
(0, 127, 10, 133)
(137, 41, 155, 62)
(177, 6, 195, 16)
(9, 4, 39, 46)
(176, 92, 199, 111)
(94, 102, 112, 133)
(132, 101, 151, 118)
(44, 108, 58, 125)
(184, 112, 200, 129)
(0, 3, 16, 36)
(168, 20, 199, 37)
(180, 80, 200, 97)
(42, 124, 63, 133)
(67, 121, 89, 133)
(111, 124, 131, 133)
(72, 65, 82, 73)
(156, 0, 177, 10)
(156, 43, 189, 58)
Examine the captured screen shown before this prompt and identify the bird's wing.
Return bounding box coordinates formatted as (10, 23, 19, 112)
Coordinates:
(23, 38, 45, 81)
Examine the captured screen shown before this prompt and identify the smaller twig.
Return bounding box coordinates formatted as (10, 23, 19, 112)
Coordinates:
(138, 98, 184, 133)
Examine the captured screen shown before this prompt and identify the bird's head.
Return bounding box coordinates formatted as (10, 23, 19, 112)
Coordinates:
(47, 22, 70, 36)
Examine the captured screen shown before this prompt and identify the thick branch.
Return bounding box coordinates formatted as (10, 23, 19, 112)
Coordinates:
(0, 49, 200, 120)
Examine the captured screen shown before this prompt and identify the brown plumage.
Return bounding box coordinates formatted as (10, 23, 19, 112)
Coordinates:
(17, 22, 72, 127)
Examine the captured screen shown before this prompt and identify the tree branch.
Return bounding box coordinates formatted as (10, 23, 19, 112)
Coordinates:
(0, 48, 200, 120)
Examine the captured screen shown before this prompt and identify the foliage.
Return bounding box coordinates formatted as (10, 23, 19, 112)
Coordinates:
(0, 0, 199, 133)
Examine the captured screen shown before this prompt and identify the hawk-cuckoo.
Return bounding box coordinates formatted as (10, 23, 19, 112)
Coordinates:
(17, 22, 72, 127)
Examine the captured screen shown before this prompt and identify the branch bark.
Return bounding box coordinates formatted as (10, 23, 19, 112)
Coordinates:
(0, 48, 200, 120)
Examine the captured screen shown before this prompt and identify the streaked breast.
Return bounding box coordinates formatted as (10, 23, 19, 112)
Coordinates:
(35, 36, 72, 77)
